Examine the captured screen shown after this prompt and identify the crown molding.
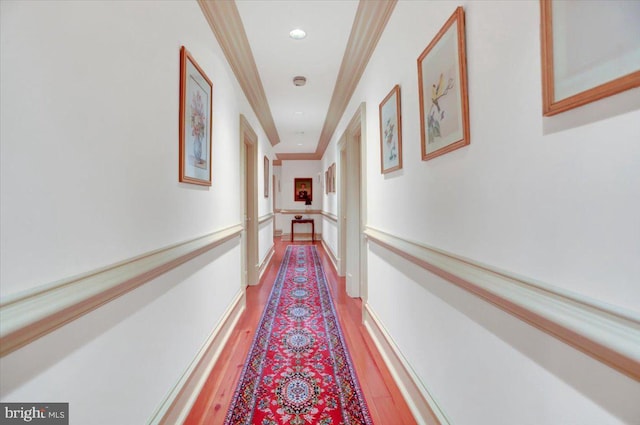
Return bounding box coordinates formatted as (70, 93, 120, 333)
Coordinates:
(276, 153, 321, 161)
(198, 0, 396, 158)
(197, 0, 280, 146)
(315, 0, 397, 157)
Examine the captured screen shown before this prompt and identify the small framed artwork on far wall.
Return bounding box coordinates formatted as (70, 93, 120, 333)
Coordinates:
(379, 84, 403, 173)
(331, 163, 336, 192)
(264, 156, 269, 198)
(325, 170, 329, 194)
(294, 178, 312, 202)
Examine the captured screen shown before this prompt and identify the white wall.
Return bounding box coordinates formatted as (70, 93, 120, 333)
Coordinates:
(274, 164, 282, 212)
(0, 1, 272, 423)
(279, 160, 322, 211)
(258, 150, 274, 264)
(275, 160, 323, 238)
(320, 151, 339, 255)
(324, 1, 640, 423)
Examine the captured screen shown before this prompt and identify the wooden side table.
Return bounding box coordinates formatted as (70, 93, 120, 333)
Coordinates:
(291, 219, 314, 242)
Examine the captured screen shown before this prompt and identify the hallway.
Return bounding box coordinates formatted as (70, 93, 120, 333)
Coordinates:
(1, 1, 639, 424)
(185, 238, 415, 424)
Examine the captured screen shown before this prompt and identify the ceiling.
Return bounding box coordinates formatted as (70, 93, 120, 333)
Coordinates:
(236, 0, 358, 156)
(198, 0, 397, 160)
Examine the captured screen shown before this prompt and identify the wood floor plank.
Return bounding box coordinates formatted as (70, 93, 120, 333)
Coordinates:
(185, 239, 416, 425)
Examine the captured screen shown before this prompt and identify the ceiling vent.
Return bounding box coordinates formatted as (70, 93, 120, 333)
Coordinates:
(293, 76, 307, 87)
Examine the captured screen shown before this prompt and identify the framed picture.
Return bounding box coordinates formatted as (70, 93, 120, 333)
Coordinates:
(540, 0, 640, 116)
(379, 85, 403, 173)
(179, 46, 213, 186)
(331, 163, 336, 192)
(418, 7, 470, 161)
(294, 178, 312, 202)
(264, 156, 269, 198)
(325, 170, 329, 194)
(327, 164, 333, 193)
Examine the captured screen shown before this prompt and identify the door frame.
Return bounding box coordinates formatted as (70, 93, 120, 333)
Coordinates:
(337, 103, 367, 299)
(240, 115, 259, 287)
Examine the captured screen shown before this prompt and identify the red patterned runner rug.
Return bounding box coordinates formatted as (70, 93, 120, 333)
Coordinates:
(225, 245, 373, 425)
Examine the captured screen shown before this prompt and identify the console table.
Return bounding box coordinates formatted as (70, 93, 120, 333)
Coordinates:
(291, 219, 314, 242)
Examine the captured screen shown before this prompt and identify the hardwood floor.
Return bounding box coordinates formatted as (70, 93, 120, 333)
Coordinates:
(185, 238, 416, 425)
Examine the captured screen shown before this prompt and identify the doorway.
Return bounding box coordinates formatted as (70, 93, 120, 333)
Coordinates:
(240, 115, 259, 287)
(337, 104, 367, 299)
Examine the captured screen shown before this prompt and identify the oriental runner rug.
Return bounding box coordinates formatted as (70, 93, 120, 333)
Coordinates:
(224, 245, 373, 425)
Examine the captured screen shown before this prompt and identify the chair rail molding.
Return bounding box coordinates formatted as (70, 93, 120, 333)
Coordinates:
(321, 211, 338, 222)
(0, 224, 243, 357)
(364, 226, 640, 381)
(258, 212, 274, 225)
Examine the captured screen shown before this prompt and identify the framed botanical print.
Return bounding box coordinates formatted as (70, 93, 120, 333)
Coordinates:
(379, 85, 403, 173)
(540, 0, 640, 116)
(179, 46, 213, 186)
(418, 7, 470, 161)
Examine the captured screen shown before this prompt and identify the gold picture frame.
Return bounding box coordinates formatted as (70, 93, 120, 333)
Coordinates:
(417, 7, 470, 161)
(179, 46, 213, 186)
(379, 85, 403, 174)
(264, 156, 269, 198)
(294, 177, 312, 202)
(540, 0, 640, 116)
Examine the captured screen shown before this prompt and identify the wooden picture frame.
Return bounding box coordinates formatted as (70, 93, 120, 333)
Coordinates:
(329, 163, 336, 193)
(294, 177, 312, 202)
(418, 7, 470, 161)
(179, 46, 213, 186)
(264, 156, 269, 198)
(540, 0, 640, 116)
(325, 170, 329, 194)
(379, 85, 403, 173)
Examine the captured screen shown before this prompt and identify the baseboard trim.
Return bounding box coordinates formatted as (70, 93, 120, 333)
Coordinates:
(149, 290, 246, 424)
(321, 239, 339, 271)
(0, 224, 243, 357)
(363, 304, 449, 425)
(364, 226, 640, 381)
(258, 245, 275, 280)
(278, 209, 323, 215)
(283, 232, 321, 242)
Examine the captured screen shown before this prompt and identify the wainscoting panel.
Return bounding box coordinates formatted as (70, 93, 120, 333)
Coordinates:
(364, 226, 640, 380)
(0, 224, 244, 356)
(363, 304, 449, 425)
(149, 290, 246, 424)
(259, 246, 275, 280)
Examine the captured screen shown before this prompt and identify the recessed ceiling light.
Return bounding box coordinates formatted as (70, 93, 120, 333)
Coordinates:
(289, 28, 307, 40)
(294, 111, 303, 115)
